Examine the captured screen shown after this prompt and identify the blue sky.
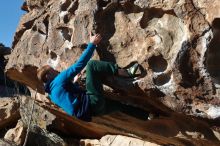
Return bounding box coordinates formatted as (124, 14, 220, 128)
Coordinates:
(0, 0, 25, 47)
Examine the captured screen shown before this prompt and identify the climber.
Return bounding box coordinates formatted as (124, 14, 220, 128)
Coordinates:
(37, 33, 139, 121)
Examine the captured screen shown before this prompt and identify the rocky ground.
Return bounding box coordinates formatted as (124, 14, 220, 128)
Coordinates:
(1, 0, 220, 145)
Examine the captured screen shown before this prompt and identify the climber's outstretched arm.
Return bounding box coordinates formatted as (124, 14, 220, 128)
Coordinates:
(53, 34, 102, 84)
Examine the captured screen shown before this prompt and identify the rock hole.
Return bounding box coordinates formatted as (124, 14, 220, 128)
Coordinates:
(95, 5, 117, 62)
(148, 54, 168, 72)
(68, 0, 78, 14)
(206, 18, 220, 84)
(60, 0, 72, 11)
(195, 109, 202, 113)
(98, 0, 111, 8)
(58, 27, 72, 42)
(40, 1, 44, 7)
(47, 51, 60, 69)
(38, 29, 46, 35)
(122, 1, 143, 14)
(43, 15, 49, 34)
(41, 113, 48, 121)
(12, 18, 37, 48)
(177, 41, 197, 88)
(140, 8, 176, 29)
(153, 72, 171, 86)
(32, 25, 37, 31)
(63, 14, 70, 24)
(49, 51, 57, 60)
(23, 19, 36, 29)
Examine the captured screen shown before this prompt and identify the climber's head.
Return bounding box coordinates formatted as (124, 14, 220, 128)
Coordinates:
(37, 65, 59, 83)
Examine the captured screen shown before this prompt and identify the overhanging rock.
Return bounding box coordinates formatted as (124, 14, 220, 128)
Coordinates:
(6, 0, 220, 120)
(18, 95, 220, 146)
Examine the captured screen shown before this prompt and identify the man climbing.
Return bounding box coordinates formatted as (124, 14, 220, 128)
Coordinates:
(37, 33, 139, 121)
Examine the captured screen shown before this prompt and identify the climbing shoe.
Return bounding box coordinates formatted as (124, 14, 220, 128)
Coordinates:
(126, 62, 139, 77)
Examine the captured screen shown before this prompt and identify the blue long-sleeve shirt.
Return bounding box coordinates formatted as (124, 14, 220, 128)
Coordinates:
(44, 43, 96, 121)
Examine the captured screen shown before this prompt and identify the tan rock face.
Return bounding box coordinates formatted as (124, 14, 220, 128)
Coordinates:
(0, 97, 20, 130)
(20, 96, 56, 129)
(26, 99, 220, 146)
(80, 135, 161, 146)
(192, 0, 220, 24)
(0, 139, 17, 146)
(4, 120, 26, 146)
(5, 0, 220, 121)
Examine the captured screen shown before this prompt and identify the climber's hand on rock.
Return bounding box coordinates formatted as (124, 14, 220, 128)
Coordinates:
(73, 73, 82, 83)
(90, 33, 102, 45)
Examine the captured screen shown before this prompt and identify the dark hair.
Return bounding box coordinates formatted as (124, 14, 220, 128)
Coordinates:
(37, 65, 52, 83)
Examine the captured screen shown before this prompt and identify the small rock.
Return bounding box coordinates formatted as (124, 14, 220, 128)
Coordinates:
(0, 97, 20, 130)
(4, 120, 26, 146)
(25, 125, 66, 146)
(80, 135, 161, 146)
(0, 139, 17, 146)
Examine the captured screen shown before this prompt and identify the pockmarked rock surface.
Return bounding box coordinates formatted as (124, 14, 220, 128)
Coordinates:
(0, 43, 30, 97)
(25, 125, 67, 146)
(80, 135, 161, 146)
(16, 95, 220, 146)
(0, 97, 20, 130)
(4, 0, 220, 145)
(6, 0, 220, 119)
(20, 95, 56, 130)
(4, 96, 67, 146)
(0, 139, 17, 146)
(4, 120, 26, 146)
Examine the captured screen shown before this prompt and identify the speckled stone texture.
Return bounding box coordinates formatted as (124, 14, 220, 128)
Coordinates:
(4, 0, 220, 145)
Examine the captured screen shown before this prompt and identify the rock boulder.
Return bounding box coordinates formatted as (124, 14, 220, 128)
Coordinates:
(0, 97, 20, 130)
(6, 0, 220, 119)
